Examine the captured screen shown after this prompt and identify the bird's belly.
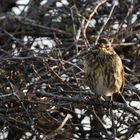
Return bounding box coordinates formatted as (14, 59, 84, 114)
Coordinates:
(95, 85, 113, 96)
(94, 67, 114, 96)
(86, 56, 123, 97)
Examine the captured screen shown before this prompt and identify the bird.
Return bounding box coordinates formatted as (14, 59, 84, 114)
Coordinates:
(84, 38, 125, 102)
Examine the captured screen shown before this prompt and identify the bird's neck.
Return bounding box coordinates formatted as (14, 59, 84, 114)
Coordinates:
(97, 50, 116, 60)
(98, 49, 116, 56)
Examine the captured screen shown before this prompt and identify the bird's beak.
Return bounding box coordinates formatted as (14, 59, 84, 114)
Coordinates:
(99, 45, 107, 52)
(99, 44, 106, 49)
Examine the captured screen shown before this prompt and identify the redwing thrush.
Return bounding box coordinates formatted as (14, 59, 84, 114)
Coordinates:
(84, 38, 125, 102)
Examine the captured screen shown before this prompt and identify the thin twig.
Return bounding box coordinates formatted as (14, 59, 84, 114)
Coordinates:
(82, 0, 108, 48)
(43, 113, 72, 140)
(35, 90, 140, 119)
(84, 0, 108, 35)
(95, 2, 117, 44)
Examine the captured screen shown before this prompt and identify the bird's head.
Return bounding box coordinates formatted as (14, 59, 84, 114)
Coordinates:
(97, 38, 115, 55)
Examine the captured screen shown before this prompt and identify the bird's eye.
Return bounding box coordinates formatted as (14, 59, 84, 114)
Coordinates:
(106, 45, 109, 48)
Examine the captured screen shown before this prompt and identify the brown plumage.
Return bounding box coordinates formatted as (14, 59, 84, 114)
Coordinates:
(84, 38, 125, 102)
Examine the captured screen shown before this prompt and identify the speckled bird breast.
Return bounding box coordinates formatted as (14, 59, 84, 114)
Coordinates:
(84, 50, 124, 97)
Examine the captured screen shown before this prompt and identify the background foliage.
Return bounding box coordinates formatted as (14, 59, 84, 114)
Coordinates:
(0, 0, 140, 139)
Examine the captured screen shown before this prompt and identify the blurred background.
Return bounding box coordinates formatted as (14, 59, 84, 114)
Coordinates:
(0, 0, 140, 139)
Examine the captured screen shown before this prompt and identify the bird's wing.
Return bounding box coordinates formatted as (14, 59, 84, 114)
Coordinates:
(115, 54, 125, 93)
(83, 50, 99, 90)
(83, 49, 98, 64)
(113, 54, 125, 103)
(120, 66, 125, 92)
